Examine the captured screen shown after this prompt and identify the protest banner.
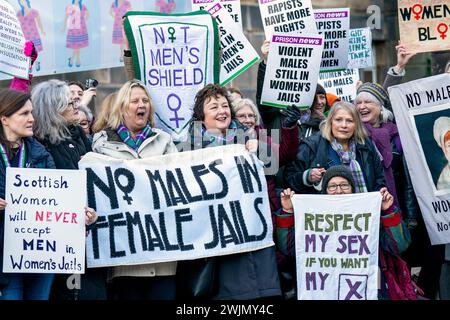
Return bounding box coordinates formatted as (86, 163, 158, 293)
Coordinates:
(204, 1, 259, 85)
(78, 145, 274, 268)
(260, 34, 323, 109)
(124, 11, 220, 142)
(191, 0, 242, 29)
(0, 0, 191, 81)
(314, 8, 350, 72)
(292, 193, 381, 300)
(318, 69, 359, 102)
(389, 75, 450, 245)
(0, 0, 30, 79)
(348, 28, 373, 69)
(398, 0, 450, 53)
(258, 0, 317, 40)
(2, 168, 86, 274)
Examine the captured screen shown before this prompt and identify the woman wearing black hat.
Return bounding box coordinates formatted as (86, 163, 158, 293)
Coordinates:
(275, 165, 412, 299)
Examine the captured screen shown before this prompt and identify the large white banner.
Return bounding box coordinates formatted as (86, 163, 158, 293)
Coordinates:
(124, 11, 220, 143)
(3, 168, 86, 274)
(0, 0, 30, 79)
(348, 27, 373, 70)
(314, 8, 350, 72)
(0, 0, 192, 81)
(389, 74, 450, 245)
(293, 193, 381, 300)
(318, 69, 359, 102)
(205, 1, 259, 85)
(260, 34, 323, 109)
(191, 0, 242, 29)
(79, 145, 273, 268)
(258, 0, 317, 40)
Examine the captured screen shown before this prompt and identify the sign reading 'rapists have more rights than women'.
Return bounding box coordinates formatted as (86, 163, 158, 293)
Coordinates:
(124, 11, 220, 143)
(3, 168, 86, 274)
(258, 0, 317, 40)
(191, 0, 242, 29)
(205, 1, 259, 85)
(293, 193, 381, 300)
(79, 145, 274, 268)
(260, 34, 323, 109)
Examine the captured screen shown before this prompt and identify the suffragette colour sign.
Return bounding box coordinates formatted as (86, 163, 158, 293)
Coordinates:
(205, 1, 259, 85)
(191, 0, 242, 29)
(3, 168, 86, 274)
(0, 0, 30, 79)
(389, 74, 450, 245)
(258, 0, 317, 40)
(398, 0, 450, 53)
(79, 145, 274, 268)
(292, 193, 381, 300)
(260, 34, 323, 109)
(124, 11, 220, 142)
(314, 8, 350, 72)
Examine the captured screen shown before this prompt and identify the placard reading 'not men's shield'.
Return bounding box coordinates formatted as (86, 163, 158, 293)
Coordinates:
(0, 0, 30, 79)
(260, 34, 324, 109)
(398, 0, 450, 53)
(258, 0, 317, 40)
(318, 69, 359, 102)
(389, 75, 450, 245)
(348, 28, 373, 69)
(314, 8, 350, 72)
(205, 1, 259, 85)
(79, 145, 274, 268)
(3, 168, 86, 274)
(293, 193, 381, 300)
(124, 11, 220, 143)
(191, 0, 242, 29)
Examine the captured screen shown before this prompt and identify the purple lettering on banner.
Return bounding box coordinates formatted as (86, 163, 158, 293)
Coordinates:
(314, 11, 348, 19)
(271, 35, 323, 46)
(193, 0, 213, 4)
(345, 279, 363, 300)
(167, 93, 184, 128)
(208, 3, 222, 15)
(260, 0, 277, 4)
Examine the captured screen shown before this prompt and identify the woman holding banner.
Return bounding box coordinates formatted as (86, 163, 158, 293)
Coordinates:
(277, 165, 412, 299)
(92, 79, 178, 300)
(0, 89, 56, 300)
(176, 84, 281, 300)
(284, 101, 386, 194)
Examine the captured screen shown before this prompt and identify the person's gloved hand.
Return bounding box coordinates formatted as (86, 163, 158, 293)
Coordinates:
(23, 41, 38, 66)
(282, 104, 303, 128)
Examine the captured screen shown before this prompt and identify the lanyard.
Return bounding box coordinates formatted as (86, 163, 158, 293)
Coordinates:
(0, 143, 26, 168)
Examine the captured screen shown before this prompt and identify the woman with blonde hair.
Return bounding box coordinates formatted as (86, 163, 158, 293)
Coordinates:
(92, 92, 117, 133)
(92, 79, 178, 300)
(284, 101, 385, 194)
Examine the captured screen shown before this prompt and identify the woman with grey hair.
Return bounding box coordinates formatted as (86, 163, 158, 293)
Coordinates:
(78, 104, 93, 144)
(31, 79, 91, 169)
(284, 101, 386, 195)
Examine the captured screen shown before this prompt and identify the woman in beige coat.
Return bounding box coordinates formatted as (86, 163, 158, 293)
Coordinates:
(92, 79, 178, 299)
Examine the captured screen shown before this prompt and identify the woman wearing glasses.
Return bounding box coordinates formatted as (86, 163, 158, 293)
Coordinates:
(284, 101, 386, 195)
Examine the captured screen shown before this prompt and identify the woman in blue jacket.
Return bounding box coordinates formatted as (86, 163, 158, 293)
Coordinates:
(0, 88, 56, 300)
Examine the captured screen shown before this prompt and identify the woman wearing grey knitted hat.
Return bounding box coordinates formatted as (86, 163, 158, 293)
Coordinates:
(433, 116, 450, 190)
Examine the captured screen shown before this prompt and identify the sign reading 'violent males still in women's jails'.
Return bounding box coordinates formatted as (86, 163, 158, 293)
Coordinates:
(191, 0, 242, 29)
(3, 168, 86, 274)
(347, 28, 373, 70)
(124, 11, 220, 143)
(398, 0, 450, 53)
(258, 0, 317, 40)
(314, 8, 350, 72)
(292, 193, 381, 300)
(0, 0, 30, 79)
(318, 69, 359, 102)
(78, 145, 274, 267)
(260, 34, 324, 109)
(389, 75, 450, 245)
(205, 1, 259, 85)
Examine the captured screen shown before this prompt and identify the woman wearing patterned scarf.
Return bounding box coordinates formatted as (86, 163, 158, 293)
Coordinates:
(284, 101, 386, 195)
(92, 80, 178, 300)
